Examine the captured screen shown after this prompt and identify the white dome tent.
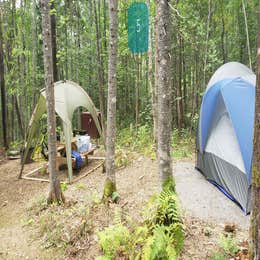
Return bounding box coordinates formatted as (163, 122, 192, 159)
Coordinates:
(19, 80, 103, 182)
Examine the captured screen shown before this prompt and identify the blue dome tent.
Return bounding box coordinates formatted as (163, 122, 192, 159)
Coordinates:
(196, 62, 256, 214)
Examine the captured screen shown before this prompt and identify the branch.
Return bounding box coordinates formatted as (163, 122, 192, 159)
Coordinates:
(168, 3, 186, 19)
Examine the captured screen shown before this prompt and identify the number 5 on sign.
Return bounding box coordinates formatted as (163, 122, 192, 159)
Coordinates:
(128, 2, 149, 53)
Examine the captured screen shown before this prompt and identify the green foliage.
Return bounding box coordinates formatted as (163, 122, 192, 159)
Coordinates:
(28, 194, 48, 215)
(75, 182, 86, 190)
(21, 217, 35, 227)
(103, 179, 117, 199)
(162, 177, 176, 192)
(172, 129, 195, 160)
(116, 125, 195, 168)
(61, 182, 68, 192)
(98, 224, 131, 259)
(115, 124, 155, 168)
(145, 186, 185, 256)
(211, 233, 239, 259)
(142, 225, 177, 260)
(218, 234, 239, 255)
(203, 226, 213, 237)
(211, 251, 229, 260)
(98, 185, 184, 259)
(9, 140, 23, 150)
(96, 256, 111, 260)
(111, 191, 119, 203)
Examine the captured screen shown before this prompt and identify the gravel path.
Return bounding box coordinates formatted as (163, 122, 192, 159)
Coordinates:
(174, 161, 250, 230)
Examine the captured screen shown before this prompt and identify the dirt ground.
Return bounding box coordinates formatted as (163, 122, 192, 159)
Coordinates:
(0, 155, 249, 259)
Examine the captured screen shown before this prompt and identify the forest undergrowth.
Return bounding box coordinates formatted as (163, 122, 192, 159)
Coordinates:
(26, 181, 185, 259)
(115, 125, 195, 168)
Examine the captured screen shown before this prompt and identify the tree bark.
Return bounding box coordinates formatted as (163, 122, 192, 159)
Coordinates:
(94, 0, 106, 135)
(103, 0, 118, 198)
(0, 9, 8, 149)
(203, 0, 212, 87)
(221, 3, 226, 64)
(176, 34, 183, 134)
(249, 5, 260, 259)
(156, 0, 173, 188)
(8, 1, 25, 139)
(14, 95, 24, 139)
(51, 1, 58, 82)
(153, 1, 159, 147)
(242, 0, 252, 69)
(41, 0, 64, 204)
(32, 0, 38, 106)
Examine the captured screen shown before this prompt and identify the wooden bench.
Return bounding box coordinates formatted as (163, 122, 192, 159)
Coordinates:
(56, 146, 96, 171)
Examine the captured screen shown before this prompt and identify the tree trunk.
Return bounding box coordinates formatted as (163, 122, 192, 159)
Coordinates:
(153, 1, 159, 147)
(249, 6, 260, 259)
(64, 1, 68, 79)
(32, 0, 38, 106)
(51, 1, 58, 82)
(14, 95, 24, 139)
(203, 0, 212, 87)
(221, 5, 226, 64)
(8, 1, 25, 139)
(0, 10, 8, 149)
(94, 0, 106, 135)
(156, 0, 173, 188)
(103, 0, 118, 198)
(41, 0, 64, 204)
(176, 34, 183, 134)
(242, 0, 252, 69)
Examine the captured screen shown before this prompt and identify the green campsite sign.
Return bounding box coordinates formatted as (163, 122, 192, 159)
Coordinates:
(128, 2, 149, 53)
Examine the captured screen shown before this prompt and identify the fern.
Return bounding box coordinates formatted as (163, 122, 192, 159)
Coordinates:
(142, 225, 177, 260)
(218, 234, 239, 255)
(146, 185, 183, 230)
(97, 186, 185, 259)
(98, 224, 130, 258)
(142, 186, 185, 259)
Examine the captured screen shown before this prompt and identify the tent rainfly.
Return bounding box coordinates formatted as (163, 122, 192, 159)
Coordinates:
(196, 62, 256, 214)
(19, 80, 103, 182)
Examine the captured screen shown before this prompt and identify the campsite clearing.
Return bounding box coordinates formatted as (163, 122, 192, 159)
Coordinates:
(0, 157, 249, 259)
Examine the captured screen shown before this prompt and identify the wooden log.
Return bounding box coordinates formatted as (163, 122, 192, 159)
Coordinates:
(71, 160, 104, 183)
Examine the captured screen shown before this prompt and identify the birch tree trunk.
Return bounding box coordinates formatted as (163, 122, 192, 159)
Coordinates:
(103, 0, 118, 198)
(249, 6, 260, 258)
(156, 0, 173, 188)
(41, 0, 64, 204)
